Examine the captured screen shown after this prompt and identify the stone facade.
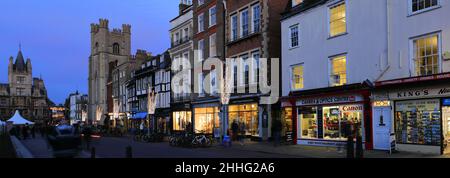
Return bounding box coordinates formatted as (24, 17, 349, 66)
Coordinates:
(88, 19, 131, 124)
(0, 49, 51, 124)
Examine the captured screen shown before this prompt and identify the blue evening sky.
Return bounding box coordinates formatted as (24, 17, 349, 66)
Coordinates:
(0, 0, 179, 104)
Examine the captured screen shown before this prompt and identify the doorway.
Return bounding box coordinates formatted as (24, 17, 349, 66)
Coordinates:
(373, 107, 391, 150)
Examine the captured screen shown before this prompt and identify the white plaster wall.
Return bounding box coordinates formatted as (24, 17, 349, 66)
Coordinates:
(281, 0, 388, 96)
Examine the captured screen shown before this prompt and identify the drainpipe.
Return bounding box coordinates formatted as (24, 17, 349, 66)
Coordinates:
(375, 0, 391, 82)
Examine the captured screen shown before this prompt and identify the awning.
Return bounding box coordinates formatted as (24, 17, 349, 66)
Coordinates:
(131, 112, 148, 120)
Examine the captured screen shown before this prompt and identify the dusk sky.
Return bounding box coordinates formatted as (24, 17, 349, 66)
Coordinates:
(0, 0, 179, 104)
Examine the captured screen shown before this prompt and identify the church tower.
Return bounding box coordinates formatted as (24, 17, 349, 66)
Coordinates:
(88, 19, 131, 123)
(9, 48, 33, 97)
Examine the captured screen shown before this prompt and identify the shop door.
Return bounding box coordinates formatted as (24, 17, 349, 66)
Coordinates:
(373, 107, 391, 150)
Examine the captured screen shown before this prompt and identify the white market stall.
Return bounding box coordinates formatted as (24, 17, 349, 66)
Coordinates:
(8, 110, 34, 125)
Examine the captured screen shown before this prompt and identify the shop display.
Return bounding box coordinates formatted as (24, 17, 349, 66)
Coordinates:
(229, 104, 259, 136)
(195, 107, 219, 134)
(299, 105, 363, 140)
(395, 99, 441, 146)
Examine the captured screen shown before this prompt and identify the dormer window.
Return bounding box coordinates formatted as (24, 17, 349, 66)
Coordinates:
(292, 0, 303, 7)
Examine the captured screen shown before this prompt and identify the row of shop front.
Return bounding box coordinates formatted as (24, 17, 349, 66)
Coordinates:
(125, 96, 277, 142)
(282, 73, 450, 155)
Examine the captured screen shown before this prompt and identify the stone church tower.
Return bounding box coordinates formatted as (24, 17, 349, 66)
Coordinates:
(0, 48, 51, 123)
(88, 19, 131, 124)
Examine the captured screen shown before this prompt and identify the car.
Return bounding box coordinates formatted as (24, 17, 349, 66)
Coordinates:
(47, 124, 82, 158)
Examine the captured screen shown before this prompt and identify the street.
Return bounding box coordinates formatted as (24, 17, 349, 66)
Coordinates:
(19, 134, 450, 158)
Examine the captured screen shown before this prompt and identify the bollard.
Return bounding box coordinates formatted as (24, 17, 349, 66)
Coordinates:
(91, 147, 96, 158)
(126, 146, 132, 158)
(355, 136, 364, 159)
(346, 136, 354, 158)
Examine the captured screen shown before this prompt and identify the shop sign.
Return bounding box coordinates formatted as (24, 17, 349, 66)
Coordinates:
(298, 139, 347, 147)
(340, 105, 363, 112)
(296, 95, 363, 106)
(389, 85, 450, 100)
(376, 73, 450, 86)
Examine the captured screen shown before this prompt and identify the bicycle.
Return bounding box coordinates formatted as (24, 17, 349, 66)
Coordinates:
(192, 130, 212, 148)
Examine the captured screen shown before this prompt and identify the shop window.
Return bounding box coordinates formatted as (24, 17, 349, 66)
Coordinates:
(395, 99, 441, 145)
(299, 107, 318, 139)
(173, 111, 192, 131)
(323, 105, 362, 140)
(229, 104, 259, 136)
(291, 64, 304, 90)
(329, 2, 346, 37)
(282, 108, 293, 134)
(330, 55, 347, 87)
(413, 34, 440, 76)
(195, 107, 219, 134)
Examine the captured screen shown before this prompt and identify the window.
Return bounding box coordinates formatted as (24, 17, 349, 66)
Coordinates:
(299, 107, 318, 139)
(198, 13, 205, 32)
(184, 28, 189, 41)
(323, 105, 363, 140)
(198, 73, 204, 96)
(411, 0, 439, 13)
(252, 4, 261, 33)
(210, 69, 217, 94)
(173, 111, 192, 131)
(209, 33, 217, 57)
(17, 88, 25, 96)
(198, 0, 205, 6)
(395, 99, 441, 145)
(330, 55, 347, 86)
(17, 76, 25, 84)
(291, 64, 304, 90)
(240, 10, 249, 37)
(228, 104, 259, 136)
(209, 6, 217, 27)
(175, 32, 180, 45)
(290, 25, 299, 48)
(413, 34, 440, 76)
(195, 107, 219, 134)
(233, 60, 238, 87)
(197, 39, 204, 61)
(231, 15, 238, 41)
(239, 55, 249, 85)
(329, 3, 346, 37)
(251, 52, 260, 84)
(292, 0, 304, 7)
(113, 43, 120, 55)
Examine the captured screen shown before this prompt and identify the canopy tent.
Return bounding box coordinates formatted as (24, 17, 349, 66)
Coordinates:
(8, 110, 34, 125)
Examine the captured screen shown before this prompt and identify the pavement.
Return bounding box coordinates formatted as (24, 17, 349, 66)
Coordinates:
(16, 134, 450, 158)
(19, 134, 92, 158)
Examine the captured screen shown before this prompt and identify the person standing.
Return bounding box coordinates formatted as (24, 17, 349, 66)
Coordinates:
(239, 121, 246, 146)
(23, 124, 29, 140)
(231, 120, 239, 142)
(82, 126, 92, 150)
(31, 125, 36, 139)
(272, 118, 282, 147)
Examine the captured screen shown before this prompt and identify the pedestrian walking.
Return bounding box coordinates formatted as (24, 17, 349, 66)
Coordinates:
(272, 118, 282, 147)
(82, 126, 92, 150)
